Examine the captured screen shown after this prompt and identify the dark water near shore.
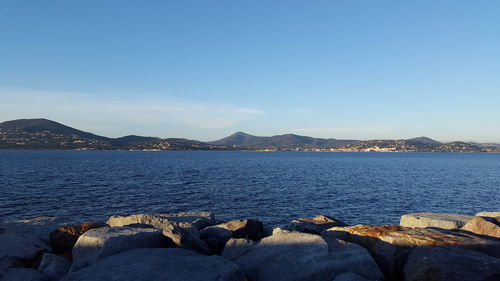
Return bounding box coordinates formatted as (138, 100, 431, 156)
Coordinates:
(1, 150, 499, 226)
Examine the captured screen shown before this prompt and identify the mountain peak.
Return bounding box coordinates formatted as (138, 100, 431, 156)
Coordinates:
(407, 136, 441, 144)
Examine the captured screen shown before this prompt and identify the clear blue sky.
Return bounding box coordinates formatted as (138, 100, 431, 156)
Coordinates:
(1, 0, 499, 142)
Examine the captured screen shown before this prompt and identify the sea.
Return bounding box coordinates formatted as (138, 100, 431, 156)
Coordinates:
(1, 150, 499, 226)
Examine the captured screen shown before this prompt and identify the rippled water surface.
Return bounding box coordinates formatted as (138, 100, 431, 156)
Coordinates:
(1, 150, 499, 226)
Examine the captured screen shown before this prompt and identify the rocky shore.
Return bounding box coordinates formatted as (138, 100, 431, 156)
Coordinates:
(1, 211, 499, 281)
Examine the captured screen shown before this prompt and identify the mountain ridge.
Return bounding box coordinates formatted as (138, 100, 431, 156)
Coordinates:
(1, 118, 498, 152)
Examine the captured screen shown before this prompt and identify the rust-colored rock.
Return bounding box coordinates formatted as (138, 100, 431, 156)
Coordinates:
(461, 216, 500, 238)
(49, 222, 107, 254)
(324, 224, 500, 280)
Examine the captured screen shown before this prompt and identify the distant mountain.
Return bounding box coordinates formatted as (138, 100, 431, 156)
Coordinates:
(0, 118, 109, 141)
(407, 136, 441, 144)
(0, 118, 223, 150)
(209, 132, 358, 149)
(110, 135, 160, 146)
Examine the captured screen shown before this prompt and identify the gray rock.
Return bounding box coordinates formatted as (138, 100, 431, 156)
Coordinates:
(226, 228, 383, 281)
(200, 219, 263, 254)
(0, 217, 75, 243)
(0, 228, 51, 276)
(107, 212, 215, 230)
(404, 246, 500, 281)
(288, 215, 347, 235)
(199, 226, 233, 254)
(38, 253, 71, 281)
(71, 226, 170, 272)
(400, 213, 473, 230)
(222, 238, 255, 260)
(333, 272, 370, 281)
(61, 248, 246, 281)
(162, 223, 211, 255)
(1, 268, 48, 281)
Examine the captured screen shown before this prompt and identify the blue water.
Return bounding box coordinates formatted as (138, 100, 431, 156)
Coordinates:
(0, 150, 499, 226)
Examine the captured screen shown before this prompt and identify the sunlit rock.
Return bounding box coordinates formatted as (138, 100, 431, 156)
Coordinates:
(225, 228, 383, 281)
(287, 215, 347, 234)
(50, 222, 107, 254)
(400, 213, 473, 230)
(106, 212, 215, 230)
(70, 226, 170, 272)
(461, 216, 500, 238)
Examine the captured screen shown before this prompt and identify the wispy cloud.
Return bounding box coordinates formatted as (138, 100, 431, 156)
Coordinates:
(0, 87, 265, 136)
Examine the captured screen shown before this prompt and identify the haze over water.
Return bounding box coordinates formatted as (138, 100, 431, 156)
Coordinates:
(1, 150, 499, 226)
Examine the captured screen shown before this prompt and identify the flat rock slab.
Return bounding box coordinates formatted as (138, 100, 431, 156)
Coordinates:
(475, 211, 500, 218)
(400, 213, 473, 230)
(404, 246, 500, 281)
(225, 229, 383, 281)
(325, 224, 500, 279)
(107, 212, 215, 230)
(61, 248, 246, 281)
(0, 228, 51, 276)
(461, 216, 500, 238)
(71, 226, 170, 272)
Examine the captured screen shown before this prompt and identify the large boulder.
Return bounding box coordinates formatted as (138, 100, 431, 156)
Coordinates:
(224, 228, 383, 281)
(70, 226, 171, 272)
(404, 246, 500, 281)
(288, 215, 347, 235)
(107, 212, 215, 230)
(38, 253, 72, 281)
(0, 228, 51, 276)
(200, 219, 263, 254)
(400, 213, 473, 230)
(0, 217, 75, 243)
(61, 248, 246, 281)
(324, 224, 500, 280)
(49, 222, 108, 254)
(461, 216, 500, 238)
(1, 268, 48, 281)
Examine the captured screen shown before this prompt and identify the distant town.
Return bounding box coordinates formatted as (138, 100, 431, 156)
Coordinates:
(1, 118, 499, 153)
